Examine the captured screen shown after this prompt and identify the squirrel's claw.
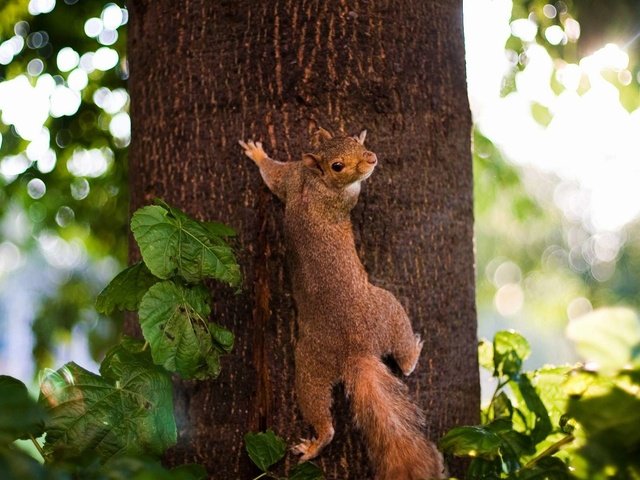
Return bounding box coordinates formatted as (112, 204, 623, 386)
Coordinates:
(238, 138, 268, 163)
(291, 437, 319, 462)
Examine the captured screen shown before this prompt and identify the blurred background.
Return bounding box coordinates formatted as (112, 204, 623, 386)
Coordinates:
(0, 0, 638, 393)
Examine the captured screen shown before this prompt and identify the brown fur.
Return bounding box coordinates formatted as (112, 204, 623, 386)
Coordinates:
(239, 130, 445, 480)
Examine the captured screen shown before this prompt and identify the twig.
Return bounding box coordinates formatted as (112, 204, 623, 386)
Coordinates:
(523, 434, 575, 469)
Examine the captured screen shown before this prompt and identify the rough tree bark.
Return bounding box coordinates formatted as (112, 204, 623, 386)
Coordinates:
(128, 1, 479, 478)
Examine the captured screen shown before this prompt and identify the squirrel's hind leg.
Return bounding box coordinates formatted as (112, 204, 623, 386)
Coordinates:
(394, 332, 423, 376)
(372, 287, 423, 376)
(292, 344, 336, 462)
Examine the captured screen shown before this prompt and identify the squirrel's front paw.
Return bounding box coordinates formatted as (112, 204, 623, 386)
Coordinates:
(238, 139, 268, 164)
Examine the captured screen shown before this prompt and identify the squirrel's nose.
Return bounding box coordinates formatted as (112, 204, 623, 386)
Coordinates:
(364, 151, 377, 165)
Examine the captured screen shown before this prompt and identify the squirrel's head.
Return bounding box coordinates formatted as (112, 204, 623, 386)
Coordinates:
(302, 128, 377, 190)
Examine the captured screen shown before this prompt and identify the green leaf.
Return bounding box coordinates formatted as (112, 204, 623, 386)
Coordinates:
(39, 341, 176, 463)
(566, 307, 640, 373)
(169, 464, 208, 480)
(439, 426, 502, 459)
(244, 430, 287, 472)
(202, 221, 237, 238)
(131, 204, 241, 286)
(466, 458, 501, 480)
(478, 339, 494, 372)
(530, 366, 573, 429)
(494, 330, 531, 379)
(289, 461, 324, 480)
(499, 429, 533, 470)
(138, 281, 232, 379)
(515, 457, 572, 479)
(210, 323, 234, 353)
(0, 445, 70, 480)
(483, 419, 534, 473)
(0, 376, 46, 444)
(96, 262, 160, 315)
(513, 374, 552, 444)
(77, 456, 206, 480)
(568, 386, 640, 453)
(492, 391, 514, 419)
(530, 102, 553, 127)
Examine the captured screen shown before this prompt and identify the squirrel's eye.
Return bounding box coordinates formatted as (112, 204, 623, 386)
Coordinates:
(331, 162, 344, 172)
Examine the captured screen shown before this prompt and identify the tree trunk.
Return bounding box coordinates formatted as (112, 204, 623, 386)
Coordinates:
(127, 1, 479, 478)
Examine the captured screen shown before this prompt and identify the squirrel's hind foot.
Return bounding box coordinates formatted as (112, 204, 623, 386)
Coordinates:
(291, 428, 334, 462)
(291, 438, 318, 462)
(399, 334, 424, 376)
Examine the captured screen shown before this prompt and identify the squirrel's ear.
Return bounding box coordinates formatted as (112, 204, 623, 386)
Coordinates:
(309, 127, 333, 148)
(317, 127, 333, 141)
(311, 127, 333, 143)
(303, 153, 324, 175)
(353, 130, 367, 145)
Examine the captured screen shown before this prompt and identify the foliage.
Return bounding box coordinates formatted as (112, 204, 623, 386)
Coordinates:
(0, 201, 243, 478)
(509, 0, 639, 110)
(244, 430, 324, 480)
(0, 375, 46, 444)
(440, 307, 640, 479)
(0, 0, 130, 373)
(40, 342, 176, 463)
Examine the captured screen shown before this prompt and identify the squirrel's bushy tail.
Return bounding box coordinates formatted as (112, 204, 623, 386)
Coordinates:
(344, 355, 446, 480)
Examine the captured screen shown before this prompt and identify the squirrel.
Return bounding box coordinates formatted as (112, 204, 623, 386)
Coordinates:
(239, 128, 446, 480)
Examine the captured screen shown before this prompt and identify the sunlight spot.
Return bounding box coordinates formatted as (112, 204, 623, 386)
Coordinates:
(618, 70, 632, 86)
(0, 242, 22, 276)
(564, 18, 580, 41)
(94, 87, 128, 113)
(0, 154, 31, 181)
(545, 25, 566, 46)
(92, 47, 118, 71)
(37, 149, 57, 173)
(26, 31, 48, 49)
(26, 127, 50, 161)
(109, 111, 130, 141)
(493, 261, 522, 287)
(38, 232, 86, 269)
(27, 58, 44, 76)
(79, 52, 95, 73)
(98, 29, 118, 46)
(556, 63, 581, 91)
(70, 178, 90, 200)
(567, 297, 592, 320)
(67, 68, 88, 91)
(102, 3, 124, 30)
(581, 43, 628, 73)
(0, 36, 25, 64)
(55, 205, 74, 227)
(494, 283, 524, 316)
(27, 178, 46, 199)
(56, 47, 79, 72)
(591, 261, 615, 282)
(67, 147, 113, 177)
(84, 17, 103, 38)
(511, 18, 537, 42)
(542, 4, 556, 19)
(28, 0, 55, 15)
(50, 85, 81, 117)
(593, 232, 622, 262)
(0, 75, 50, 139)
(14, 21, 29, 37)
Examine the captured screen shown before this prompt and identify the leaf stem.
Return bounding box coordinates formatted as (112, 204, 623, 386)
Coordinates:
(522, 434, 575, 469)
(487, 378, 509, 417)
(142, 341, 149, 351)
(251, 473, 268, 480)
(29, 434, 45, 460)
